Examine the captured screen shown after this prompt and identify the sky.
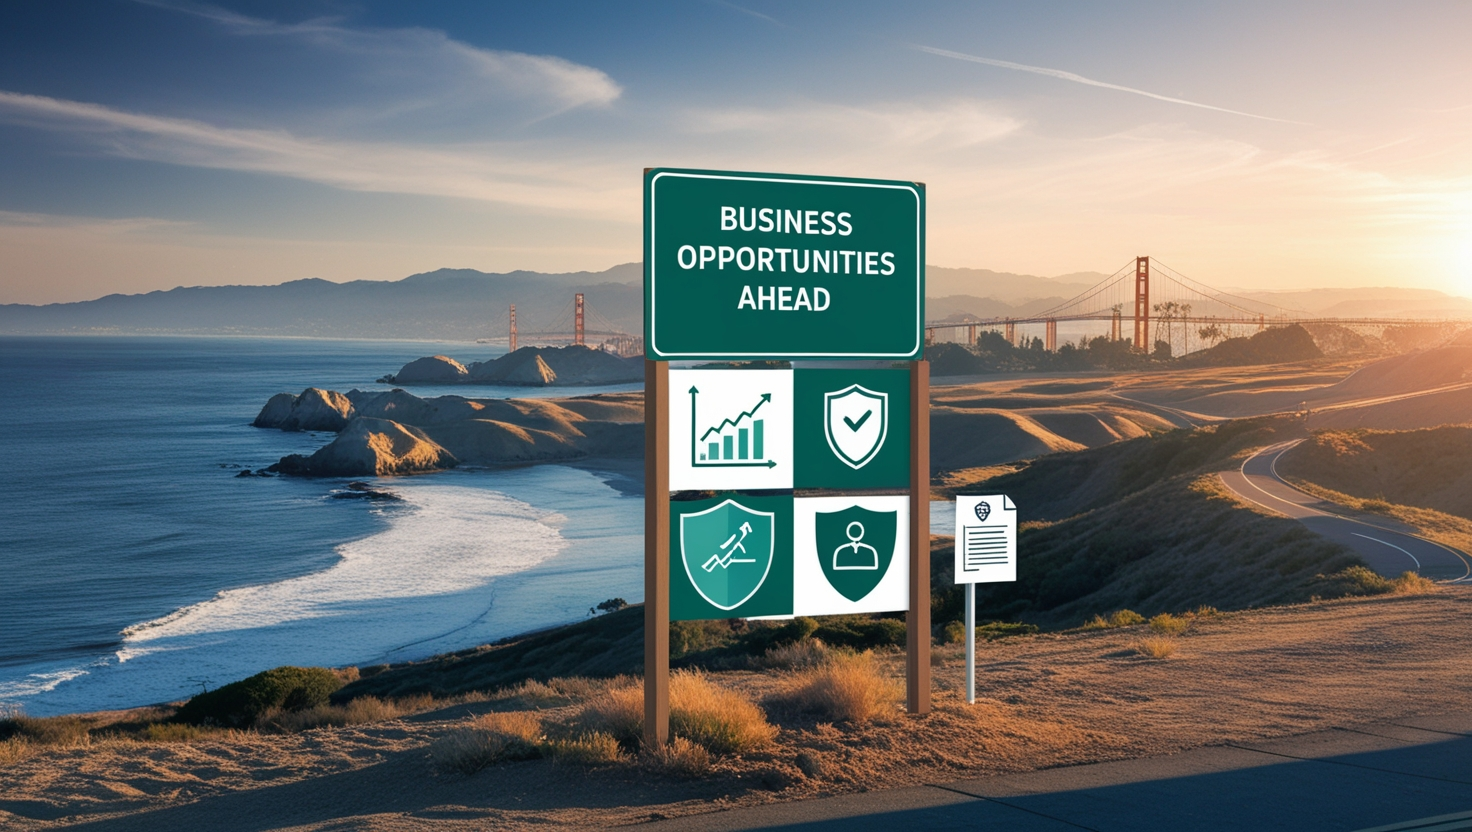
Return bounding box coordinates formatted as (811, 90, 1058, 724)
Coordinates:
(1, 0, 1470, 304)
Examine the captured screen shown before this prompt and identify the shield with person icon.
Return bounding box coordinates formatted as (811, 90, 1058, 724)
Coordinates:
(679, 498, 776, 610)
(815, 505, 897, 602)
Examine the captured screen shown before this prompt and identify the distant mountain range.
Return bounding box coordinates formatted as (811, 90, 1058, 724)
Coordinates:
(2, 263, 1466, 339)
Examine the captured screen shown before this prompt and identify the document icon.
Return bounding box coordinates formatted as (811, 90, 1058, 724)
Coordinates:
(954, 495, 1017, 584)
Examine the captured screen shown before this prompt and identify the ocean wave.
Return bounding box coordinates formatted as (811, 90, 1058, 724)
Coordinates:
(0, 667, 91, 703)
(122, 483, 567, 644)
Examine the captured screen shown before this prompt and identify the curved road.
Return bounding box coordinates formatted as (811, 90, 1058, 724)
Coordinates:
(1219, 441, 1472, 582)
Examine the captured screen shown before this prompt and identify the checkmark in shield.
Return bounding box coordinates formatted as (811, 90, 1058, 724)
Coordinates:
(824, 384, 888, 469)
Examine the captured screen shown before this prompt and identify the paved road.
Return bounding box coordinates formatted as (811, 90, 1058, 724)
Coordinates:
(645, 714, 1472, 831)
(1218, 441, 1470, 582)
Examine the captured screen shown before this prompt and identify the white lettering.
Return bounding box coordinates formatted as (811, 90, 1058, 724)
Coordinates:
(738, 285, 756, 309)
(699, 245, 716, 269)
(794, 287, 812, 310)
(865, 251, 878, 274)
(720, 206, 737, 231)
(775, 248, 791, 271)
(804, 210, 819, 234)
(740, 207, 756, 231)
(757, 247, 774, 271)
(840, 250, 855, 274)
(813, 250, 830, 273)
(820, 211, 836, 235)
(737, 247, 756, 271)
(784, 209, 801, 233)
(880, 252, 895, 275)
(793, 249, 809, 273)
(814, 287, 831, 311)
(837, 212, 853, 236)
(718, 245, 735, 269)
(758, 285, 776, 309)
(758, 208, 775, 232)
(778, 286, 793, 310)
(677, 245, 697, 269)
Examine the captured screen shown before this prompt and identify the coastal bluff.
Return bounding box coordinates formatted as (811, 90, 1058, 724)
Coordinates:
(381, 344, 641, 386)
(255, 387, 644, 477)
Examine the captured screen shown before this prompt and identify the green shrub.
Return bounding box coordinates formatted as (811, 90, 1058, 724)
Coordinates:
(175, 666, 345, 727)
(1148, 613, 1190, 635)
(941, 620, 1040, 644)
(1081, 609, 1146, 630)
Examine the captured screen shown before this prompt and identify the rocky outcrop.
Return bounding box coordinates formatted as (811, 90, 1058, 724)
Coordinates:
(382, 355, 468, 384)
(252, 388, 356, 432)
(259, 388, 644, 476)
(272, 417, 457, 477)
(384, 345, 641, 387)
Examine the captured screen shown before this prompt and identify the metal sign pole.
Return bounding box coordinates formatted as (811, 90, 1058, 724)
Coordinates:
(906, 359, 931, 714)
(965, 582, 975, 703)
(644, 359, 670, 746)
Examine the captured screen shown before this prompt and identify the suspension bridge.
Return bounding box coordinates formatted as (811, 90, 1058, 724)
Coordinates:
(924, 256, 1469, 354)
(481, 293, 644, 356)
(495, 257, 1466, 359)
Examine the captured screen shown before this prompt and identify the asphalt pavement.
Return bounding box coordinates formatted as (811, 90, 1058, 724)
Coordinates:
(644, 714, 1472, 831)
(1218, 441, 1470, 582)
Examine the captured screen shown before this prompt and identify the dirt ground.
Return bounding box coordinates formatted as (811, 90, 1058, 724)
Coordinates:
(5, 588, 1472, 831)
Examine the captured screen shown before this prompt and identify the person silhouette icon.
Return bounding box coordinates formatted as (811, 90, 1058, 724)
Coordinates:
(832, 521, 879, 571)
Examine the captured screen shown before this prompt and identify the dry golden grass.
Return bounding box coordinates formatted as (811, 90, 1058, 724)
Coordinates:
(2, 714, 91, 747)
(140, 723, 228, 743)
(578, 671, 776, 755)
(1135, 636, 1179, 659)
(429, 711, 544, 775)
(668, 671, 778, 754)
(773, 651, 903, 724)
(756, 639, 834, 669)
(261, 696, 406, 733)
(1391, 572, 1437, 594)
(0, 737, 32, 766)
(642, 736, 711, 777)
(576, 683, 644, 745)
(543, 731, 623, 765)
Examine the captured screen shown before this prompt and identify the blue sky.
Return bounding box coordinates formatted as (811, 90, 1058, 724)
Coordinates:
(1, 0, 1470, 302)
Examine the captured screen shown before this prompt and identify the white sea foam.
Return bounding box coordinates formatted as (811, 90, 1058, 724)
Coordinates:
(0, 667, 91, 704)
(8, 465, 641, 716)
(123, 483, 565, 643)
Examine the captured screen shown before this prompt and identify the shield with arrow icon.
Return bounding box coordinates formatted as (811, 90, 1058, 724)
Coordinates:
(679, 498, 775, 610)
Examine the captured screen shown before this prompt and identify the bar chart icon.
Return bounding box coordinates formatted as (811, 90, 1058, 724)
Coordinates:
(692, 387, 777, 469)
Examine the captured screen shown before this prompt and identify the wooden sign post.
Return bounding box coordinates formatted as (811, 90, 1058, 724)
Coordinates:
(643, 168, 927, 744)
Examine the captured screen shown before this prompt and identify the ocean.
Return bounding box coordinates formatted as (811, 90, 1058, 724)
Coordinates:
(0, 336, 645, 716)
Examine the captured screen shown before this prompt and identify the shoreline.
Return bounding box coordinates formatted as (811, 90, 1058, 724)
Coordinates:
(3, 463, 644, 718)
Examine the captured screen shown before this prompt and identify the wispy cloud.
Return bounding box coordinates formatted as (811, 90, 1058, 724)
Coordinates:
(916, 45, 1303, 125)
(136, 0, 622, 116)
(685, 99, 1020, 150)
(706, 0, 784, 27)
(0, 90, 633, 214)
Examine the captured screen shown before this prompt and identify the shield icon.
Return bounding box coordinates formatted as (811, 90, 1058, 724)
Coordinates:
(815, 506, 897, 602)
(679, 499, 776, 611)
(824, 384, 888, 469)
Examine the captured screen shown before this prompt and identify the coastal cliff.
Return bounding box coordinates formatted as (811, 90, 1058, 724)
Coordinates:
(380, 345, 640, 387)
(256, 387, 644, 476)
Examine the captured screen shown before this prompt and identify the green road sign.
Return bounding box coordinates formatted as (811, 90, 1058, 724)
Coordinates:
(645, 168, 925, 360)
(815, 505, 897, 603)
(671, 494, 794, 620)
(794, 368, 910, 489)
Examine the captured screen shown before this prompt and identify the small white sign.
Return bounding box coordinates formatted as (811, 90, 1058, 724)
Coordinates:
(669, 369, 793, 491)
(793, 495, 909, 616)
(954, 495, 1017, 584)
